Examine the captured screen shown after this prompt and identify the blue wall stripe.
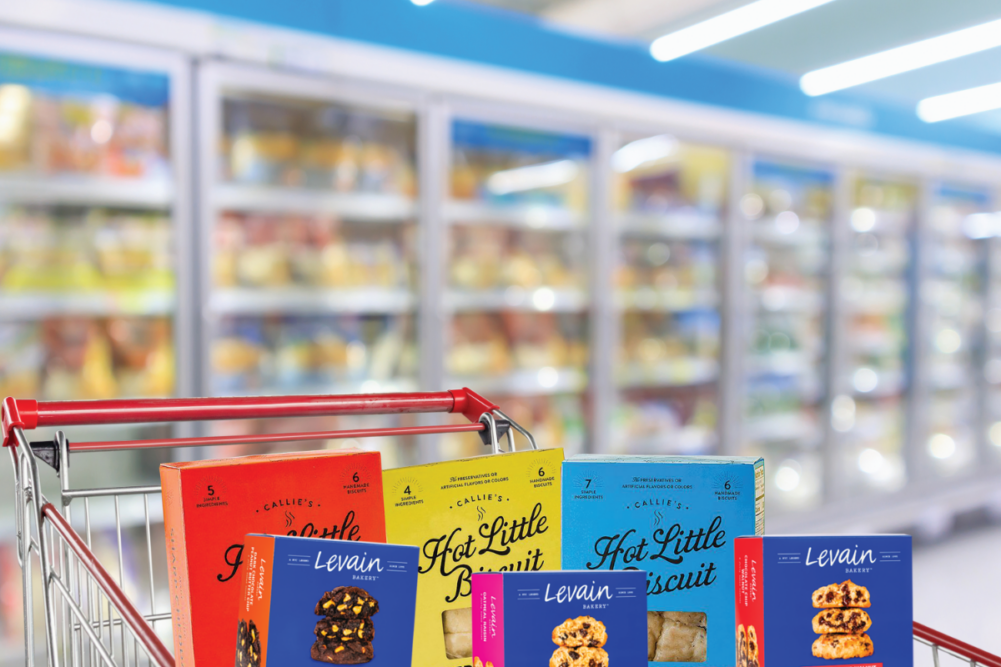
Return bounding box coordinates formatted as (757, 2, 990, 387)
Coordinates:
(139, 0, 1001, 155)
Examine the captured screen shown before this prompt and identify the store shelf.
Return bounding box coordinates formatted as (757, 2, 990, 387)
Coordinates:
(0, 175, 172, 209)
(617, 358, 719, 388)
(444, 288, 587, 312)
(218, 377, 420, 398)
(619, 427, 718, 453)
(616, 288, 719, 312)
(616, 210, 721, 239)
(757, 286, 823, 312)
(446, 367, 587, 396)
(850, 330, 902, 355)
(751, 219, 826, 246)
(210, 288, 416, 315)
(846, 286, 908, 314)
(930, 362, 971, 391)
(444, 200, 585, 230)
(859, 209, 911, 235)
(745, 411, 818, 444)
(0, 291, 175, 319)
(852, 368, 906, 398)
(849, 411, 900, 441)
(746, 350, 819, 377)
(214, 185, 417, 220)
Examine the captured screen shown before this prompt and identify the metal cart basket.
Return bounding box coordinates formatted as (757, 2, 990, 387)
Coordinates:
(4, 390, 1000, 667)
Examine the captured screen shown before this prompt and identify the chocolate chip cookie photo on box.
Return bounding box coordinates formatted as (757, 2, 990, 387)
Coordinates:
(237, 535, 419, 667)
(552, 616, 608, 648)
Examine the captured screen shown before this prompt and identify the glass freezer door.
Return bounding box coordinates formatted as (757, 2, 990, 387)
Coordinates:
(741, 159, 834, 512)
(0, 50, 177, 404)
(611, 135, 726, 454)
(835, 177, 916, 497)
(921, 184, 990, 478)
(443, 119, 591, 457)
(201, 65, 420, 467)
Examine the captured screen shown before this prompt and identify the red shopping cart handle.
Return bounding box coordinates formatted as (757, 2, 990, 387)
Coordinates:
(914, 621, 1001, 667)
(2, 389, 498, 447)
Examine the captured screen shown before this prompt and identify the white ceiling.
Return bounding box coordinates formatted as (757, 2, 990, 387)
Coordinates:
(469, 0, 1001, 134)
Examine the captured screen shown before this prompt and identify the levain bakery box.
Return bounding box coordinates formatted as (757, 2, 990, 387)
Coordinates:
(562, 455, 764, 667)
(735, 535, 913, 667)
(383, 447, 564, 667)
(236, 534, 419, 667)
(161, 449, 386, 667)
(472, 570, 648, 667)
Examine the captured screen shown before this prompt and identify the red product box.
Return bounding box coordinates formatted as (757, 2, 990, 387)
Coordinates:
(160, 449, 386, 667)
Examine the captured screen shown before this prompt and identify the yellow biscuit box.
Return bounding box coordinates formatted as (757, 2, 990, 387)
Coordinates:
(383, 446, 563, 667)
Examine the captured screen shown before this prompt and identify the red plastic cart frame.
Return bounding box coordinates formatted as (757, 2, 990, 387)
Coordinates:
(2, 388, 504, 450)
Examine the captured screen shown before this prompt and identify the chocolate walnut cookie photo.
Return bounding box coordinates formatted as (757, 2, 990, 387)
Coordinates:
(235, 619, 262, 667)
(312, 586, 380, 665)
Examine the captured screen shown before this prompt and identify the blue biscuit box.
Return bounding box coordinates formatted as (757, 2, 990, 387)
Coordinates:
(472, 570, 648, 667)
(562, 455, 764, 666)
(236, 534, 418, 666)
(735, 535, 913, 667)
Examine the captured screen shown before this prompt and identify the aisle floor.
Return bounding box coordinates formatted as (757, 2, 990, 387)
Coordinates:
(914, 523, 1001, 658)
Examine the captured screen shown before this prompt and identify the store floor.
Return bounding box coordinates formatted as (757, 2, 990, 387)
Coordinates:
(914, 522, 1001, 660)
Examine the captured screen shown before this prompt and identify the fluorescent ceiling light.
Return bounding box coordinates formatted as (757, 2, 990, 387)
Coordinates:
(918, 81, 1001, 123)
(486, 159, 579, 195)
(411, 0, 434, 5)
(612, 134, 678, 172)
(650, 0, 839, 62)
(801, 17, 1001, 96)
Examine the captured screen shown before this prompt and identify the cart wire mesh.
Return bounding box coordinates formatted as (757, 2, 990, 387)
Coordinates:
(3, 389, 526, 666)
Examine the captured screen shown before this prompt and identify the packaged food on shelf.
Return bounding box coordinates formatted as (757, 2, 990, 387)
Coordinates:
(471, 570, 648, 667)
(612, 390, 718, 455)
(160, 448, 386, 667)
(222, 96, 416, 196)
(449, 226, 585, 292)
(735, 535, 912, 665)
(447, 312, 588, 378)
(236, 534, 419, 667)
(214, 211, 414, 290)
(0, 316, 174, 401)
(211, 314, 417, 395)
(0, 207, 173, 293)
(450, 120, 589, 211)
(611, 140, 728, 216)
(382, 447, 563, 666)
(0, 52, 170, 179)
(562, 455, 764, 666)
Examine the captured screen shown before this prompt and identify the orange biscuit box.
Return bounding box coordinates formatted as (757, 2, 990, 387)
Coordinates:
(160, 449, 385, 667)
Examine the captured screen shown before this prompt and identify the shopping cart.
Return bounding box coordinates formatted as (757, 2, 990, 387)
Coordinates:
(2, 389, 533, 667)
(4, 391, 1001, 667)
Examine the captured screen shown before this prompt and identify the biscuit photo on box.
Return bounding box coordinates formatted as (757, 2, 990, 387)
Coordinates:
(647, 611, 706, 662)
(442, 607, 472, 659)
